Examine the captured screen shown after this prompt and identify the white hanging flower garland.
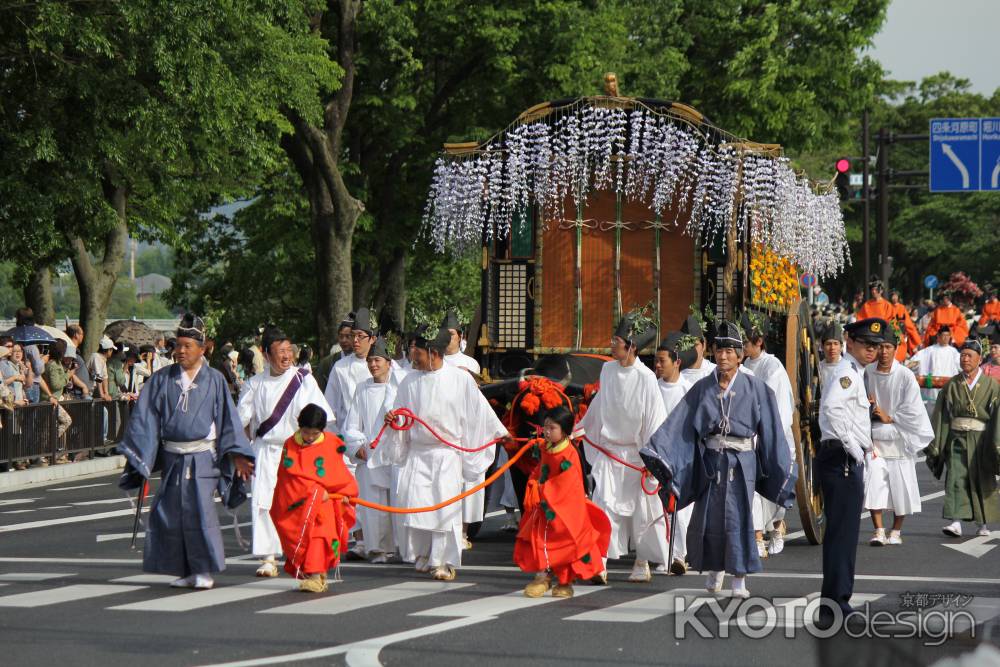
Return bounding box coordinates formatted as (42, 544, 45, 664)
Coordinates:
(423, 98, 848, 279)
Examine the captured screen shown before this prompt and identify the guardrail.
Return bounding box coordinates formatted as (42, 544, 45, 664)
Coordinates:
(0, 399, 133, 468)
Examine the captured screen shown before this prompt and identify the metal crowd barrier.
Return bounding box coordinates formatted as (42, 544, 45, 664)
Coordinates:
(0, 399, 133, 469)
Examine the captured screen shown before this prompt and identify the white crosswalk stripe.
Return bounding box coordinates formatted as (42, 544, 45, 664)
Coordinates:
(262, 581, 472, 616)
(0, 572, 75, 582)
(413, 586, 607, 618)
(566, 588, 710, 623)
(108, 579, 296, 612)
(0, 584, 146, 607)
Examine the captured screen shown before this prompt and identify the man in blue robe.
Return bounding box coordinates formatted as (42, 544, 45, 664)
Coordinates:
(118, 313, 255, 590)
(640, 320, 796, 598)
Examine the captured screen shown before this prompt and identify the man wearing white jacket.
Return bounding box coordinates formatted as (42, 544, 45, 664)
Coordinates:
(575, 308, 668, 583)
(342, 337, 405, 563)
(864, 327, 934, 546)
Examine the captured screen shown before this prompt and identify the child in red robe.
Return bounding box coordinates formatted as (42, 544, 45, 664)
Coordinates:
(270, 404, 358, 593)
(514, 406, 611, 598)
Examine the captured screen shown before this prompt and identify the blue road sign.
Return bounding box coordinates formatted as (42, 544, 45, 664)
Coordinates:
(924, 275, 939, 290)
(930, 118, 980, 192)
(981, 118, 1000, 191)
(800, 273, 816, 288)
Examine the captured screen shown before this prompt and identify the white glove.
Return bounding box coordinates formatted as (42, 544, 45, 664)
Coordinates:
(844, 440, 866, 465)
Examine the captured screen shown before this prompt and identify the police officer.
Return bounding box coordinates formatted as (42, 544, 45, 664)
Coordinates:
(816, 317, 884, 621)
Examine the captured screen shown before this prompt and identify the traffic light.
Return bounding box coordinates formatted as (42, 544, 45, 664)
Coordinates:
(835, 157, 851, 201)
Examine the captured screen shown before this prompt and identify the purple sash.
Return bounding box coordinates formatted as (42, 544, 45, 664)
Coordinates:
(255, 368, 309, 439)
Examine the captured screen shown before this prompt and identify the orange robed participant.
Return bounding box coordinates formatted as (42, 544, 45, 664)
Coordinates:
(856, 277, 895, 323)
(515, 407, 611, 598)
(923, 293, 969, 347)
(979, 292, 1000, 328)
(889, 290, 921, 361)
(270, 404, 357, 593)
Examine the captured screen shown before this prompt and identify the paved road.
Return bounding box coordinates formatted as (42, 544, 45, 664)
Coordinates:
(0, 464, 997, 667)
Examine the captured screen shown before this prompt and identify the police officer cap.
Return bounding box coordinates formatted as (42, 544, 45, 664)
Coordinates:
(844, 318, 889, 343)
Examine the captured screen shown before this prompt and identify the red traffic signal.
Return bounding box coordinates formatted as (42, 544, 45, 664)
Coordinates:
(835, 157, 851, 174)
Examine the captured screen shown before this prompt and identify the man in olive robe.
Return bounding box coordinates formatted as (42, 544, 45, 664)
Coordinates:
(926, 338, 1000, 538)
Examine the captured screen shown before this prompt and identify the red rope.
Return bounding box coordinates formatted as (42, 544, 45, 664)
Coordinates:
(368, 407, 525, 453)
(580, 435, 662, 496)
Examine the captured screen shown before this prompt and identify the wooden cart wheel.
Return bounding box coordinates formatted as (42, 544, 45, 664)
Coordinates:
(785, 299, 825, 545)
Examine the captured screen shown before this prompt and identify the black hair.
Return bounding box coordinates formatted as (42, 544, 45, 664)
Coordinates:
(543, 405, 575, 439)
(262, 327, 290, 356)
(297, 403, 328, 430)
(655, 344, 679, 363)
(48, 339, 66, 363)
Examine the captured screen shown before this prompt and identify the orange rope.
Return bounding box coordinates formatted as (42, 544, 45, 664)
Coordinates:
(332, 441, 535, 514)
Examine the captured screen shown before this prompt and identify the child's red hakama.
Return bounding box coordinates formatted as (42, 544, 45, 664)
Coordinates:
(514, 439, 611, 585)
(270, 432, 358, 578)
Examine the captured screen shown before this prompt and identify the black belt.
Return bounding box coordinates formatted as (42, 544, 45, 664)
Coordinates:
(819, 439, 843, 450)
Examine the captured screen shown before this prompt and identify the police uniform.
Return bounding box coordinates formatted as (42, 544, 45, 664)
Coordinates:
(816, 318, 882, 616)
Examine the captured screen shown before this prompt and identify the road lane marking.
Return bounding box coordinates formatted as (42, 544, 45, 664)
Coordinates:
(0, 508, 143, 533)
(112, 574, 177, 584)
(72, 498, 133, 506)
(785, 490, 945, 542)
(197, 587, 604, 667)
(108, 579, 295, 612)
(195, 618, 483, 667)
(0, 572, 76, 582)
(567, 588, 710, 623)
(0, 498, 38, 507)
(412, 585, 606, 618)
(1, 510, 36, 514)
(262, 581, 471, 616)
(943, 531, 998, 558)
(47, 483, 112, 492)
(96, 521, 250, 543)
(0, 584, 145, 607)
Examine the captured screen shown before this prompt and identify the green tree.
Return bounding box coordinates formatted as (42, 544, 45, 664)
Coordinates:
(0, 0, 338, 354)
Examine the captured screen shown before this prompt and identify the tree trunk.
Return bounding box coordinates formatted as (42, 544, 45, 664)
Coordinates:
(67, 182, 128, 357)
(24, 265, 55, 326)
(311, 206, 355, 351)
(372, 249, 406, 330)
(281, 0, 363, 353)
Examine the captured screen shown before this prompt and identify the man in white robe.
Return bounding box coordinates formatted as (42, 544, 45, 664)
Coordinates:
(909, 325, 961, 410)
(740, 311, 796, 559)
(437, 310, 485, 547)
(343, 337, 401, 563)
(864, 330, 934, 545)
(654, 332, 693, 575)
(324, 307, 377, 429)
(238, 326, 333, 577)
(678, 315, 716, 384)
(575, 310, 668, 583)
(380, 329, 508, 581)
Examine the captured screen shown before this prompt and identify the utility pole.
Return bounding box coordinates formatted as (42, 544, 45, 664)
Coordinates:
(862, 111, 871, 283)
(877, 128, 891, 288)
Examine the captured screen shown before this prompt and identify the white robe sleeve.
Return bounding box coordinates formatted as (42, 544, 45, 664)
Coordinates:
(891, 370, 935, 457)
(342, 392, 367, 459)
(636, 372, 668, 448)
(323, 366, 342, 425)
(237, 377, 255, 430)
(459, 372, 507, 481)
(370, 377, 410, 467)
(300, 374, 336, 433)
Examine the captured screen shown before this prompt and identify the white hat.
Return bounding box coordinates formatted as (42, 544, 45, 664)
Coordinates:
(98, 336, 115, 351)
